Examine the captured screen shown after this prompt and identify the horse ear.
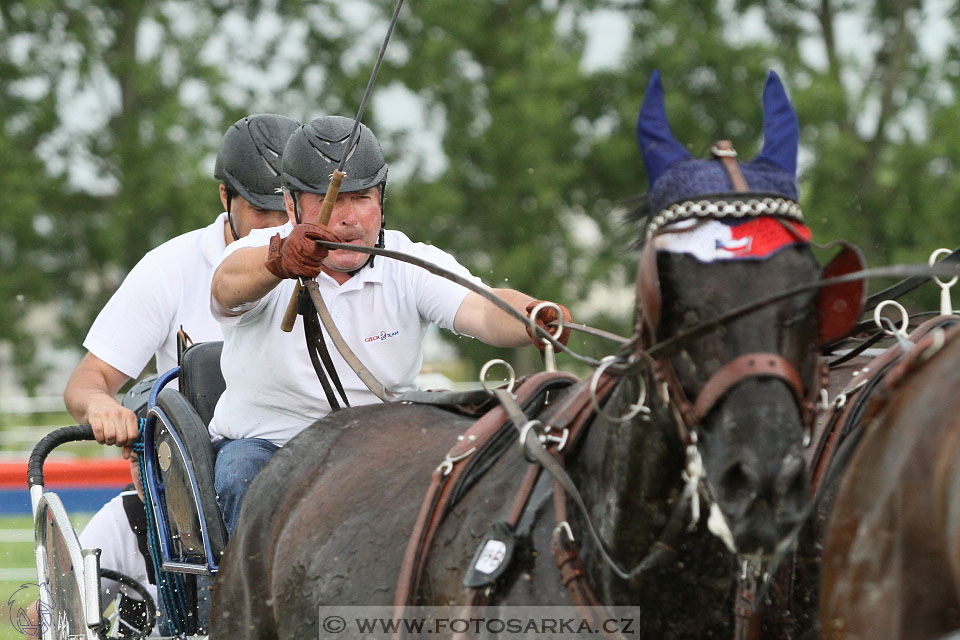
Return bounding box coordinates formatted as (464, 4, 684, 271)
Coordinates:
(752, 71, 798, 177)
(818, 243, 866, 346)
(637, 70, 692, 185)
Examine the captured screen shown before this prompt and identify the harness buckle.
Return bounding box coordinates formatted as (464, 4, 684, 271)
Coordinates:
(518, 420, 569, 462)
(553, 521, 575, 544)
(589, 356, 650, 423)
(437, 447, 477, 476)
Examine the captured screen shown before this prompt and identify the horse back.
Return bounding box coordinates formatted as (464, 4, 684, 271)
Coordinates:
(821, 325, 960, 639)
(210, 403, 470, 640)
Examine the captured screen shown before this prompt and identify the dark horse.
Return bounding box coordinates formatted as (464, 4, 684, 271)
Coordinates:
(818, 318, 960, 640)
(207, 71, 860, 640)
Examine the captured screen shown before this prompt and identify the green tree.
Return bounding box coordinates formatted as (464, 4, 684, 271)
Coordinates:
(735, 0, 960, 301)
(0, 0, 362, 389)
(3, 0, 958, 391)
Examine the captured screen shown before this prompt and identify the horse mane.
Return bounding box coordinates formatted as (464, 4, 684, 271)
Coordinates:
(618, 191, 652, 250)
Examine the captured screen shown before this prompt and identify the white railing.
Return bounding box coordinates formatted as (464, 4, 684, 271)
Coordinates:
(1, 395, 68, 414)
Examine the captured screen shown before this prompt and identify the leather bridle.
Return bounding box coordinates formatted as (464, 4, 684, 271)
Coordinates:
(632, 142, 828, 449)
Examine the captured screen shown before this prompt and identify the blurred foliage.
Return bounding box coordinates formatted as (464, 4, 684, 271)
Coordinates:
(0, 0, 957, 389)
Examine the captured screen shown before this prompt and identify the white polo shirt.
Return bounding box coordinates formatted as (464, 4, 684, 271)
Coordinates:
(208, 227, 481, 446)
(78, 490, 158, 609)
(83, 213, 230, 378)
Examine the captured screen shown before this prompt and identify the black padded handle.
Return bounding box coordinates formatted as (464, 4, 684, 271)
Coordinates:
(27, 425, 95, 488)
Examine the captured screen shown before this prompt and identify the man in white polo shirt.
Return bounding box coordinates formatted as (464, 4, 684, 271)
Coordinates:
(208, 115, 572, 533)
(63, 114, 300, 454)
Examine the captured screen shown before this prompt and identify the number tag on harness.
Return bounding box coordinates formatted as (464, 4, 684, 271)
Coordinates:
(463, 520, 516, 588)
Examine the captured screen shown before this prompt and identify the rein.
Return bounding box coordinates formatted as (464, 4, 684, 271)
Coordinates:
(317, 239, 960, 368)
(644, 261, 960, 359)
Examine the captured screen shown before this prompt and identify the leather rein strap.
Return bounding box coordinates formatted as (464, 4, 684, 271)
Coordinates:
(299, 284, 350, 410)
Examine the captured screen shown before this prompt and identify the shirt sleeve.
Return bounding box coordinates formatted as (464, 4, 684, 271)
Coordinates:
(405, 243, 485, 332)
(78, 495, 137, 606)
(210, 225, 284, 327)
(83, 253, 178, 379)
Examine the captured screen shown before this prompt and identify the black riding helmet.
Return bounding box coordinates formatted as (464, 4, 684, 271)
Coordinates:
(215, 114, 300, 240)
(282, 115, 389, 196)
(282, 116, 389, 268)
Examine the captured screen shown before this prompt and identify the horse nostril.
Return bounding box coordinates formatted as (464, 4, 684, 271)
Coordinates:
(775, 454, 807, 510)
(719, 461, 759, 511)
(775, 455, 806, 498)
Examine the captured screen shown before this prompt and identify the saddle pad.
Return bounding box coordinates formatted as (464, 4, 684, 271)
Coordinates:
(654, 217, 811, 262)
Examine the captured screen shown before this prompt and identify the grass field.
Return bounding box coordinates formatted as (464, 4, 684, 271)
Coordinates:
(0, 513, 93, 640)
(1, 410, 127, 638)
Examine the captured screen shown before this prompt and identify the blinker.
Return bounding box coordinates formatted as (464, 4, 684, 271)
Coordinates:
(818, 243, 867, 345)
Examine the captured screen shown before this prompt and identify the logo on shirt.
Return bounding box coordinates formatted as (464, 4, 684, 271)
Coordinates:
(364, 329, 400, 343)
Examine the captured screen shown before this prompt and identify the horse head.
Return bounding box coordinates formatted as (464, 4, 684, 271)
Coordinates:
(631, 71, 860, 558)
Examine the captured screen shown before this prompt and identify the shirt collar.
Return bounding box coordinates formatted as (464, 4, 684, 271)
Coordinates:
(316, 234, 386, 289)
(317, 256, 384, 289)
(201, 212, 230, 266)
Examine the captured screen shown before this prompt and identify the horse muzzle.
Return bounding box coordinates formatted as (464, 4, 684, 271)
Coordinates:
(712, 451, 807, 555)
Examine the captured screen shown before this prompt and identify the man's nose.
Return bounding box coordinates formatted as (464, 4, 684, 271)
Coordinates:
(331, 198, 358, 225)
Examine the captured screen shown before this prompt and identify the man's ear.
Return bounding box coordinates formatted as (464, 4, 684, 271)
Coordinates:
(283, 190, 297, 225)
(219, 183, 229, 210)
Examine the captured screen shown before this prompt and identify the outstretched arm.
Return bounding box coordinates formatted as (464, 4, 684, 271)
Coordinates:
(212, 224, 342, 315)
(454, 289, 571, 349)
(211, 245, 281, 316)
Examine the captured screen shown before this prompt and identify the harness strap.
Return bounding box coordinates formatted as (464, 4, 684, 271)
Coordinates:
(392, 372, 577, 622)
(451, 376, 616, 636)
(301, 288, 349, 410)
(305, 280, 389, 401)
(450, 465, 543, 640)
(808, 315, 958, 493)
(550, 481, 626, 640)
(712, 140, 749, 192)
(693, 353, 805, 423)
(502, 379, 686, 583)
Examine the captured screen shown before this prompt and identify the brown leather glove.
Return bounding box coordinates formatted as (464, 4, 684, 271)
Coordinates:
(525, 300, 573, 351)
(264, 223, 343, 279)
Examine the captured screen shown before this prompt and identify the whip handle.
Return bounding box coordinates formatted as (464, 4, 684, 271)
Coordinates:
(281, 280, 303, 332)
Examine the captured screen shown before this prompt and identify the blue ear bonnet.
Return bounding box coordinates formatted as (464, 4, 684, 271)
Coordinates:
(637, 70, 799, 213)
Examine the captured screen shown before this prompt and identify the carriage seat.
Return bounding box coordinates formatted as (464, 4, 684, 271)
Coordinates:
(144, 341, 228, 575)
(179, 341, 226, 427)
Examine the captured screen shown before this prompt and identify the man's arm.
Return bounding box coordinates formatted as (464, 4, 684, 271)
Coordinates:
(211, 245, 282, 315)
(63, 353, 136, 448)
(453, 289, 539, 348)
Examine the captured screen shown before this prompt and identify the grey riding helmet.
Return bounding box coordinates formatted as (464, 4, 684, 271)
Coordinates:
(215, 114, 301, 239)
(281, 116, 389, 246)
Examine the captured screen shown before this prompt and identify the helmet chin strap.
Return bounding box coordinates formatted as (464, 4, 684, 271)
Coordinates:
(225, 189, 241, 241)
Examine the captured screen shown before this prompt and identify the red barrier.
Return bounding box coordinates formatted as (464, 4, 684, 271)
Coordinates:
(0, 458, 133, 489)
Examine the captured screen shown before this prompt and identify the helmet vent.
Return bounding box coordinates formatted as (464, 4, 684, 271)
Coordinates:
(261, 156, 280, 177)
(313, 146, 339, 164)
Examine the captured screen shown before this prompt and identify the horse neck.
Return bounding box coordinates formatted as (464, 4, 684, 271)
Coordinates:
(566, 373, 686, 588)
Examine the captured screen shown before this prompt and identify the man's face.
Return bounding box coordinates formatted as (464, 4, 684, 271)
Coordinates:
(129, 454, 144, 502)
(294, 188, 382, 273)
(220, 184, 288, 239)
